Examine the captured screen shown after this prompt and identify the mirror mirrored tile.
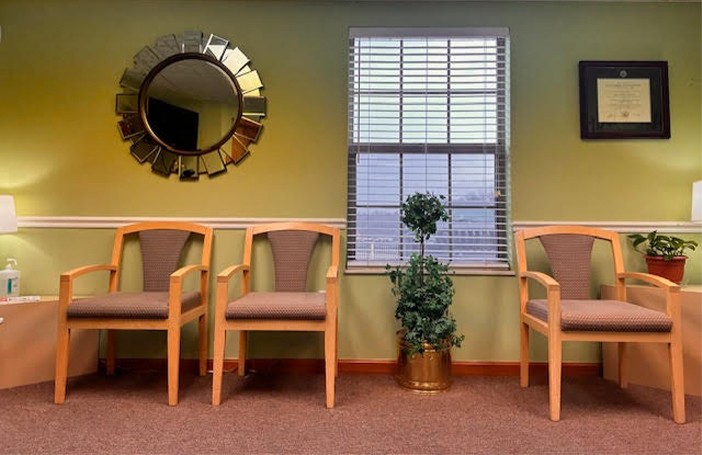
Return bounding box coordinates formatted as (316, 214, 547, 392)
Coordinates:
(222, 47, 250, 75)
(130, 136, 159, 163)
(202, 150, 227, 175)
(204, 34, 229, 61)
(236, 117, 263, 141)
(115, 94, 138, 114)
(153, 34, 180, 59)
(178, 155, 200, 180)
(180, 30, 203, 53)
(118, 114, 145, 140)
(243, 96, 267, 117)
(236, 70, 263, 94)
(151, 149, 179, 175)
(133, 46, 161, 74)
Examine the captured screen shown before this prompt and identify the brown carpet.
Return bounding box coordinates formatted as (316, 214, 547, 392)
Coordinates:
(0, 369, 700, 455)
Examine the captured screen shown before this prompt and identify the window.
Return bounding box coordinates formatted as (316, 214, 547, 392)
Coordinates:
(347, 27, 511, 270)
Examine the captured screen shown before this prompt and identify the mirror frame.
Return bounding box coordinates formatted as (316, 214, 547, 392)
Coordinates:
(138, 52, 244, 156)
(115, 31, 267, 179)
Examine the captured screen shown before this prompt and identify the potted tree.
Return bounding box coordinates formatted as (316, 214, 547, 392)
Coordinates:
(628, 231, 698, 284)
(386, 192, 464, 392)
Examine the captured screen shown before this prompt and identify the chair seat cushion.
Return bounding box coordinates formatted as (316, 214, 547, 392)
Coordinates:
(66, 291, 202, 319)
(225, 292, 326, 320)
(527, 299, 672, 332)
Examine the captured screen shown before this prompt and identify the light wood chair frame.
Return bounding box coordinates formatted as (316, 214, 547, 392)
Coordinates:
(54, 221, 213, 406)
(515, 225, 684, 423)
(211, 222, 340, 408)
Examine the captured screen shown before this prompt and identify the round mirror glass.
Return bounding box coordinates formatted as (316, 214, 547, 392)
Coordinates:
(140, 54, 241, 155)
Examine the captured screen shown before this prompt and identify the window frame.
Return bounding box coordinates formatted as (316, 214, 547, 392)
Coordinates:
(346, 27, 512, 273)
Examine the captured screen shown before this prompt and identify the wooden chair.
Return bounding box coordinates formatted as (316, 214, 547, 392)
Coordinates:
(54, 221, 213, 406)
(514, 225, 684, 423)
(212, 222, 340, 408)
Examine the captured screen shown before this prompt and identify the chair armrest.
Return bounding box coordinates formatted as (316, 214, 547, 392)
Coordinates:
(616, 272, 681, 318)
(217, 264, 249, 283)
(214, 264, 250, 322)
(59, 264, 117, 309)
(618, 272, 680, 290)
(170, 264, 208, 282)
(326, 265, 338, 285)
(60, 264, 117, 282)
(519, 271, 560, 291)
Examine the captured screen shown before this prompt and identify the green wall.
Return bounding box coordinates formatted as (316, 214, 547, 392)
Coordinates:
(0, 0, 700, 363)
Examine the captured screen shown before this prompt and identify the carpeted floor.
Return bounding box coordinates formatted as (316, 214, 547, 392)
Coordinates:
(1, 369, 700, 454)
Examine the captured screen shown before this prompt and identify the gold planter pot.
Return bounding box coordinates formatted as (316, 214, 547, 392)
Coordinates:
(396, 340, 452, 393)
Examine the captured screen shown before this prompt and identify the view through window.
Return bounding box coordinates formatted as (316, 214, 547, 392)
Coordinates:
(347, 28, 511, 269)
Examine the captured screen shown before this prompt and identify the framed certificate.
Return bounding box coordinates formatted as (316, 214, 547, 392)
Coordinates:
(579, 61, 670, 139)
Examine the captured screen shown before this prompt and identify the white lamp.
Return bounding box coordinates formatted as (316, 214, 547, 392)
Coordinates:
(0, 195, 17, 234)
(693, 181, 702, 223)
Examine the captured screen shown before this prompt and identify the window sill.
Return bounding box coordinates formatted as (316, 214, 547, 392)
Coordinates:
(344, 266, 515, 277)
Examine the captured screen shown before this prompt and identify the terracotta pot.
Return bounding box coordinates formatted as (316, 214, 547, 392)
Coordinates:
(396, 339, 452, 393)
(645, 255, 687, 284)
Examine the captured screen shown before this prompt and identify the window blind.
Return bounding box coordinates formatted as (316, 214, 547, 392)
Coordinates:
(347, 27, 511, 269)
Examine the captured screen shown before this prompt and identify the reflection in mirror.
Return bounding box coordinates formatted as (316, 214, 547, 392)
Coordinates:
(142, 55, 241, 154)
(115, 31, 266, 178)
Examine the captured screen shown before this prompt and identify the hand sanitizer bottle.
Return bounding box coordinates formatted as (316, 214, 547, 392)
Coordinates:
(0, 258, 20, 298)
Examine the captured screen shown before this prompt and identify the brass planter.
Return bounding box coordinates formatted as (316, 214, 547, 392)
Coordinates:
(396, 340, 452, 393)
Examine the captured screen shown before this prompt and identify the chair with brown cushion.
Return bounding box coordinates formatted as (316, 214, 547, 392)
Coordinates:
(54, 221, 213, 406)
(211, 222, 340, 408)
(514, 225, 684, 423)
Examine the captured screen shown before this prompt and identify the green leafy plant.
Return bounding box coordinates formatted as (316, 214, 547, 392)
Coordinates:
(628, 231, 698, 261)
(386, 193, 464, 355)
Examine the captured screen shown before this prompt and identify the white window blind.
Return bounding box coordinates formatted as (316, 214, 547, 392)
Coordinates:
(347, 27, 511, 269)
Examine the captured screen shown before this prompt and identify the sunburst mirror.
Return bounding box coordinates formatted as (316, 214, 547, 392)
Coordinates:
(115, 31, 266, 180)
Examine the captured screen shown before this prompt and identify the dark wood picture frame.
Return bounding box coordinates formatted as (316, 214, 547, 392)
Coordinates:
(579, 61, 670, 139)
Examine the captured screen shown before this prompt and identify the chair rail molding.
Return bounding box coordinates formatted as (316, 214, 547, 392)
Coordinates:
(16, 217, 700, 233)
(17, 216, 347, 230)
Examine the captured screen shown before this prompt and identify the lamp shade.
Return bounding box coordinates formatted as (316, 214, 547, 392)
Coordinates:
(693, 181, 702, 223)
(0, 195, 17, 234)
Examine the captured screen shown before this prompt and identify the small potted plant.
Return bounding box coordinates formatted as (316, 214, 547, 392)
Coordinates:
(628, 231, 698, 283)
(386, 192, 464, 392)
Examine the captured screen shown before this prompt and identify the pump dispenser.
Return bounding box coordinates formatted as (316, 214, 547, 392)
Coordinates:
(0, 258, 20, 297)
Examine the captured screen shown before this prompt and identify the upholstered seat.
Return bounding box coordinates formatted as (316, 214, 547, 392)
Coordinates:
(212, 222, 340, 408)
(514, 225, 684, 423)
(67, 291, 202, 319)
(225, 292, 327, 320)
(526, 299, 673, 332)
(54, 221, 213, 406)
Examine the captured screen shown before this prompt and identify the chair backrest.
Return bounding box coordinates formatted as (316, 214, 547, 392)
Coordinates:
(110, 221, 214, 292)
(539, 234, 595, 299)
(268, 230, 320, 291)
(139, 229, 191, 292)
(243, 222, 340, 292)
(515, 225, 625, 299)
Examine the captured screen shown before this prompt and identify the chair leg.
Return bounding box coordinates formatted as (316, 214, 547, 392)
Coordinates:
(212, 324, 227, 406)
(548, 336, 562, 422)
(669, 340, 686, 424)
(198, 313, 207, 377)
(54, 326, 70, 404)
(519, 321, 529, 388)
(106, 329, 117, 375)
(324, 328, 336, 409)
(167, 326, 181, 406)
(238, 331, 247, 377)
(618, 342, 629, 389)
(335, 326, 339, 377)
